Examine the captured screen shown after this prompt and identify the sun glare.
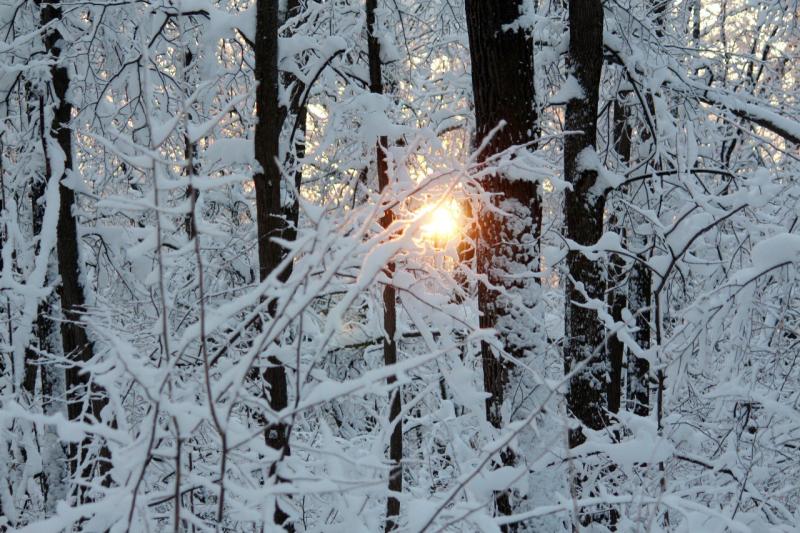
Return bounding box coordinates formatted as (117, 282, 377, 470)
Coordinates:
(420, 200, 462, 244)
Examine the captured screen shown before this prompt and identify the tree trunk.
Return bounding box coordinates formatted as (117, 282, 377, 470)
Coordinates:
(563, 2, 610, 527)
(29, 129, 68, 509)
(26, 144, 48, 399)
(0, 140, 6, 385)
(627, 247, 651, 417)
(39, 0, 111, 498)
(625, 0, 668, 418)
(366, 1, 402, 529)
(183, 48, 199, 239)
(606, 95, 631, 416)
(283, 0, 306, 241)
(563, 0, 606, 445)
(254, 0, 293, 528)
(465, 0, 539, 524)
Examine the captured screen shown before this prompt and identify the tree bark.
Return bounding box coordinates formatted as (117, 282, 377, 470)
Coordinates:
(39, 0, 111, 498)
(254, 0, 292, 528)
(365, 1, 402, 529)
(183, 48, 199, 239)
(283, 0, 306, 241)
(563, 0, 606, 445)
(624, 0, 670, 418)
(29, 124, 68, 509)
(626, 251, 651, 416)
(26, 141, 48, 399)
(465, 0, 539, 524)
(563, 2, 611, 527)
(606, 96, 631, 417)
(692, 0, 701, 40)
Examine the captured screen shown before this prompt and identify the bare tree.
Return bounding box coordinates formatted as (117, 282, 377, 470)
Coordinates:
(563, 0, 605, 445)
(606, 92, 632, 417)
(465, 0, 539, 523)
(366, 0, 402, 529)
(254, 0, 292, 527)
(38, 0, 111, 498)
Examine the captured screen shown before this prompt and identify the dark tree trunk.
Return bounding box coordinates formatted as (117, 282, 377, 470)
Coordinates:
(183, 49, 199, 239)
(366, 1, 402, 529)
(39, 0, 112, 498)
(465, 0, 539, 524)
(28, 131, 67, 506)
(0, 140, 6, 384)
(627, 253, 651, 416)
(563, 0, 606, 446)
(563, 2, 612, 527)
(282, 0, 306, 244)
(254, 0, 290, 282)
(254, 0, 293, 528)
(625, 0, 667, 418)
(26, 151, 48, 398)
(606, 96, 631, 416)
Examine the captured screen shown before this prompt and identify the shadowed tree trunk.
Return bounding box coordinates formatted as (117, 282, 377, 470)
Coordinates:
(29, 110, 67, 507)
(38, 0, 112, 499)
(625, 1, 670, 418)
(607, 95, 631, 416)
(254, 0, 293, 528)
(465, 0, 539, 524)
(563, 0, 606, 446)
(366, 1, 402, 529)
(283, 0, 306, 241)
(563, 1, 612, 527)
(183, 48, 199, 239)
(627, 247, 651, 416)
(26, 131, 49, 400)
(0, 139, 6, 385)
(598, 88, 634, 530)
(0, 141, 5, 522)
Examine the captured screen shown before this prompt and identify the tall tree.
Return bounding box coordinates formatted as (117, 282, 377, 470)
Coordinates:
(625, 0, 672, 418)
(563, 0, 606, 448)
(39, 0, 111, 496)
(562, 2, 611, 525)
(283, 0, 307, 243)
(32, 98, 67, 510)
(627, 229, 651, 416)
(366, 1, 402, 529)
(254, 0, 292, 527)
(606, 93, 631, 417)
(465, 0, 539, 522)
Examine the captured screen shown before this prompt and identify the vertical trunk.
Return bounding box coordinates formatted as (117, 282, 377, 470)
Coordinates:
(184, 133, 198, 239)
(0, 139, 7, 384)
(606, 96, 631, 417)
(283, 0, 306, 242)
(30, 123, 67, 509)
(26, 157, 47, 398)
(627, 257, 651, 416)
(41, 338, 67, 515)
(0, 142, 6, 523)
(563, 3, 609, 526)
(366, 1, 402, 529)
(563, 0, 605, 445)
(254, 0, 292, 528)
(183, 49, 199, 239)
(39, 0, 111, 496)
(654, 0, 668, 34)
(627, 250, 657, 410)
(465, 0, 539, 524)
(626, 0, 668, 418)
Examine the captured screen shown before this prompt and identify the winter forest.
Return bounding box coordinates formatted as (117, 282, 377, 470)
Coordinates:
(2, 0, 800, 530)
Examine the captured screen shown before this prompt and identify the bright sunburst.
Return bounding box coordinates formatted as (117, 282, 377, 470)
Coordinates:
(420, 200, 462, 243)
